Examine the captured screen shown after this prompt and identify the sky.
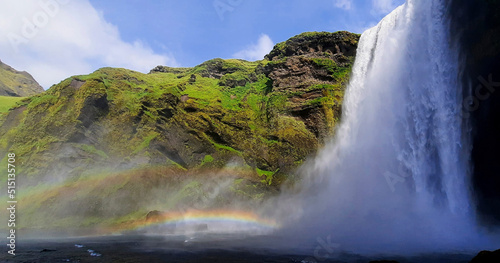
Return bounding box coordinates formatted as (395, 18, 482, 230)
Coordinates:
(0, 0, 404, 89)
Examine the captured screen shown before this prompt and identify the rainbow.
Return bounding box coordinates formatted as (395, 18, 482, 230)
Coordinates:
(112, 210, 279, 234)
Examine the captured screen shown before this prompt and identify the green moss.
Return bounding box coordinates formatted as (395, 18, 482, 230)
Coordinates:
(183, 78, 221, 107)
(218, 59, 259, 71)
(76, 144, 109, 159)
(213, 141, 242, 155)
(133, 132, 159, 155)
(203, 133, 242, 155)
(268, 93, 288, 109)
(204, 154, 214, 162)
(307, 97, 327, 107)
(293, 31, 336, 39)
(191, 58, 259, 76)
(256, 168, 278, 186)
(200, 154, 214, 166)
(14, 135, 59, 156)
(0, 96, 25, 113)
(331, 65, 352, 82)
(312, 58, 338, 73)
(165, 158, 186, 170)
(275, 42, 286, 52)
(221, 84, 251, 111)
(27, 94, 58, 109)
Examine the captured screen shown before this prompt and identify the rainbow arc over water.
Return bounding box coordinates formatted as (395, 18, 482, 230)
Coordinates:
(113, 209, 279, 234)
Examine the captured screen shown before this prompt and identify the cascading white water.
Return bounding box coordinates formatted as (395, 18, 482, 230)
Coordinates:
(273, 0, 498, 254)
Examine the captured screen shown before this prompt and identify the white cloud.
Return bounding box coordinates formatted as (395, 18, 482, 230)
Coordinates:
(333, 0, 352, 10)
(372, 0, 399, 14)
(233, 34, 274, 61)
(0, 0, 177, 89)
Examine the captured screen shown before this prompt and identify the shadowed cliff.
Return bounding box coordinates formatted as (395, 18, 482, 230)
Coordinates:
(448, 0, 500, 225)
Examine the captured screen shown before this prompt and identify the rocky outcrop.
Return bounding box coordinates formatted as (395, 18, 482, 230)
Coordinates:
(262, 32, 358, 141)
(149, 65, 190, 75)
(0, 60, 44, 97)
(265, 31, 359, 61)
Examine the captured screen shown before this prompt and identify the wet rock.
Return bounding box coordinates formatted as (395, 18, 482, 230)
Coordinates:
(146, 210, 163, 222)
(40, 249, 57, 253)
(470, 249, 500, 263)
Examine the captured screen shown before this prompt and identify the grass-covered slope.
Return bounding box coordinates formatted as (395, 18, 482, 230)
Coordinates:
(1, 31, 360, 183)
(0, 96, 26, 113)
(0, 31, 360, 231)
(0, 60, 44, 97)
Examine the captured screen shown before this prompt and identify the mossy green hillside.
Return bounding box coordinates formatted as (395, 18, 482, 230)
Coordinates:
(0, 31, 359, 230)
(0, 31, 359, 185)
(0, 96, 26, 113)
(0, 60, 44, 97)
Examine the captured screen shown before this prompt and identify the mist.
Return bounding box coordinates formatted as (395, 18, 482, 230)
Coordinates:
(262, 0, 500, 256)
(4, 0, 500, 261)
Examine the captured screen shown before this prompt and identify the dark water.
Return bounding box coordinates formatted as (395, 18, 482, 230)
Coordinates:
(1, 234, 475, 263)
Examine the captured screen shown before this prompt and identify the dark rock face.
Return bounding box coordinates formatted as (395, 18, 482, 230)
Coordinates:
(69, 79, 85, 90)
(78, 93, 109, 128)
(263, 31, 359, 142)
(447, 0, 500, 224)
(196, 58, 252, 79)
(0, 59, 44, 97)
(265, 31, 359, 61)
(469, 249, 500, 263)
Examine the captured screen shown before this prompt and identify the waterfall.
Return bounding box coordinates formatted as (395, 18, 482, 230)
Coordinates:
(274, 0, 498, 254)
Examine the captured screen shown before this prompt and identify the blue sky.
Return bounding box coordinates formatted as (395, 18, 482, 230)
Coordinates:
(89, 0, 404, 66)
(0, 0, 404, 88)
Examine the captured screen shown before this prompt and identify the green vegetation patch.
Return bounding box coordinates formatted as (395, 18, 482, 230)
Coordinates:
(76, 144, 109, 159)
(0, 96, 25, 113)
(256, 168, 278, 186)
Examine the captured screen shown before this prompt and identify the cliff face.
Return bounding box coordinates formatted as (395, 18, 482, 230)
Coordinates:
(0, 32, 359, 230)
(0, 60, 44, 97)
(448, 0, 500, 224)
